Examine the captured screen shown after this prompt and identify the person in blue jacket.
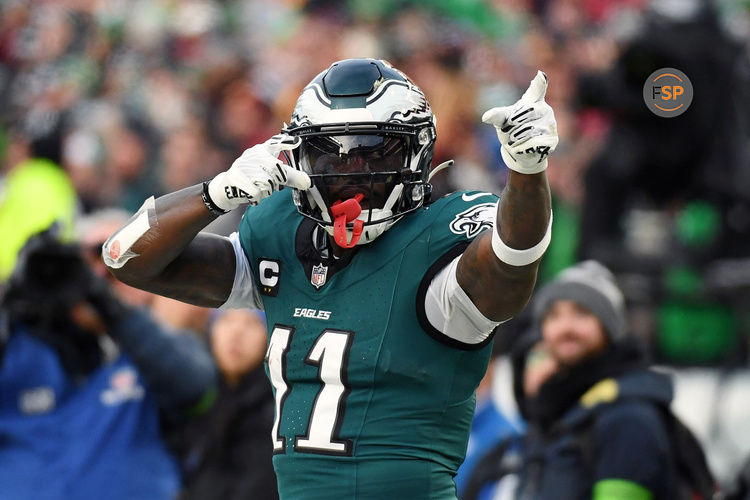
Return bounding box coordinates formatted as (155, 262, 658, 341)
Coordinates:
(511, 261, 701, 500)
(0, 225, 217, 500)
(462, 262, 716, 500)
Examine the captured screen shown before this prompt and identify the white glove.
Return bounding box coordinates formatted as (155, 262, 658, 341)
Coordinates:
(482, 70, 559, 174)
(207, 134, 311, 210)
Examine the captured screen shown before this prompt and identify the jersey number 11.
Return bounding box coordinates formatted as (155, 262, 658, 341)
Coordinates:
(266, 325, 354, 456)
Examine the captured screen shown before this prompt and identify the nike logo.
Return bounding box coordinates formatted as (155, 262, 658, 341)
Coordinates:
(462, 192, 494, 202)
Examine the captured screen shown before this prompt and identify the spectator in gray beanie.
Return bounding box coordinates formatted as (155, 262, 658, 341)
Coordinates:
(531, 260, 626, 367)
(503, 260, 714, 500)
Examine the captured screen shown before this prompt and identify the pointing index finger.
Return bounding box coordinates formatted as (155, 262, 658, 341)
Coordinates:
(281, 164, 311, 190)
(519, 70, 548, 105)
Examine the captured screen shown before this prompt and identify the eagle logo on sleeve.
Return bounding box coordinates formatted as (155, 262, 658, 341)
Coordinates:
(449, 203, 496, 239)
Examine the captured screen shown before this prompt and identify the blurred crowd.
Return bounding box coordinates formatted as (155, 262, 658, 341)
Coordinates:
(1, 0, 750, 497)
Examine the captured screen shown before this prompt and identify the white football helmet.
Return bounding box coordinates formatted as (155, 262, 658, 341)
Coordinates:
(283, 58, 437, 248)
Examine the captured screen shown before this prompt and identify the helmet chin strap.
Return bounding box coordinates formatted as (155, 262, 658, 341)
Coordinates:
(330, 194, 364, 248)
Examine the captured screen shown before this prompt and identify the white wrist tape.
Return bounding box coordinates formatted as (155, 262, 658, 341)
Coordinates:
(491, 209, 553, 266)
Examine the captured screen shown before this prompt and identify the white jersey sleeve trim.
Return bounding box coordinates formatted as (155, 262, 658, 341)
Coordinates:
(424, 255, 505, 345)
(219, 232, 263, 310)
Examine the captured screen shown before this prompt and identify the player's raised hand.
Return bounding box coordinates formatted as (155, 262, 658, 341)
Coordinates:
(482, 70, 558, 174)
(207, 134, 311, 211)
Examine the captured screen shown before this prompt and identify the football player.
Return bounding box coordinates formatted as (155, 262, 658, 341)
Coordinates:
(104, 58, 558, 499)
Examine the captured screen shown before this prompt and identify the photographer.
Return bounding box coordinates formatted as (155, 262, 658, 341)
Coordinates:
(0, 220, 217, 500)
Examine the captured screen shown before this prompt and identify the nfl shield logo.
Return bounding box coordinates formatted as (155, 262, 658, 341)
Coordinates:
(311, 263, 328, 289)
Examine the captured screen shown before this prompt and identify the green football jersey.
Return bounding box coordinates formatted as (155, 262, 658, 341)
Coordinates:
(238, 189, 500, 499)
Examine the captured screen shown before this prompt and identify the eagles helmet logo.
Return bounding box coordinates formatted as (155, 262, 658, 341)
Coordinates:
(449, 203, 496, 239)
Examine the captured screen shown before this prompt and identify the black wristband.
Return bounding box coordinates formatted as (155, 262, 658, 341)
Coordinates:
(202, 181, 229, 216)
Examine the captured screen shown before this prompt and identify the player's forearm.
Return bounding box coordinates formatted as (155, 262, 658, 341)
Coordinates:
(104, 184, 236, 307)
(497, 171, 551, 250)
(456, 172, 551, 321)
(106, 184, 214, 280)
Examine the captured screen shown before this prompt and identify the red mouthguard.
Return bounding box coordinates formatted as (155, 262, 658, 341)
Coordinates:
(331, 194, 364, 248)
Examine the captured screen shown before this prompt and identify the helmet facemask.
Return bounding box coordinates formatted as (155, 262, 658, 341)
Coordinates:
(286, 125, 434, 247)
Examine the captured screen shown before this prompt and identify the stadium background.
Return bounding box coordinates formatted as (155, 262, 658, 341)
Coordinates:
(1, 0, 749, 485)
